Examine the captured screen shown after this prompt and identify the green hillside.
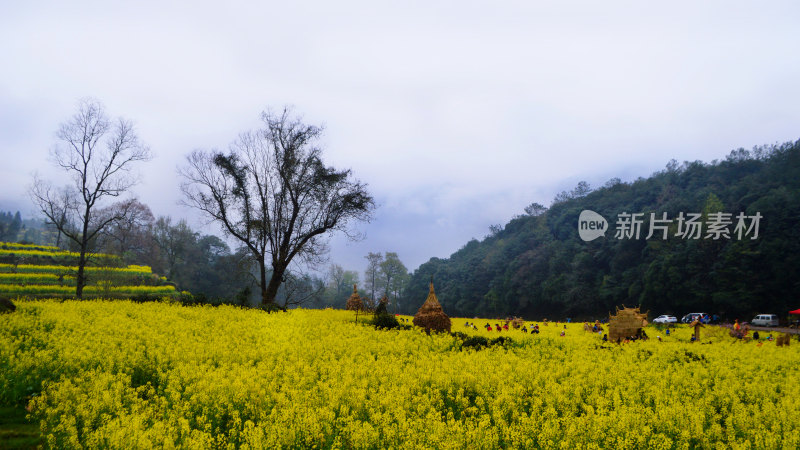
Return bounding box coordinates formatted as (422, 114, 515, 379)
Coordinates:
(404, 140, 800, 321)
(0, 242, 176, 300)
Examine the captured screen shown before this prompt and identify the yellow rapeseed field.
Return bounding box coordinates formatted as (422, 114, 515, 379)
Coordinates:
(1, 300, 799, 449)
(0, 263, 152, 275)
(0, 248, 118, 260)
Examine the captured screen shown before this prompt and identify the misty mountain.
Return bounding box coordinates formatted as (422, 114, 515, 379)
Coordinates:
(402, 140, 800, 321)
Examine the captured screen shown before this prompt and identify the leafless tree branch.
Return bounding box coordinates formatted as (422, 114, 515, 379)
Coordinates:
(29, 98, 152, 298)
(180, 106, 374, 309)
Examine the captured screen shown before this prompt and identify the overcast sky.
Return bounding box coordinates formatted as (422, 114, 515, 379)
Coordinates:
(2, 1, 799, 274)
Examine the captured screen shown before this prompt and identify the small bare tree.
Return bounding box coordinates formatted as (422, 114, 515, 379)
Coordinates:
(30, 99, 151, 298)
(180, 107, 375, 310)
(364, 252, 382, 307)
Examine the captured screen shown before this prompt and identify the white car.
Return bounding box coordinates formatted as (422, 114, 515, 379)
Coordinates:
(652, 315, 678, 324)
(751, 314, 779, 327)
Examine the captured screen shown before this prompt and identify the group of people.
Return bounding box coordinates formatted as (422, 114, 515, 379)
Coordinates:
(483, 322, 510, 332)
(582, 320, 604, 335)
(464, 321, 541, 334)
(730, 319, 751, 339)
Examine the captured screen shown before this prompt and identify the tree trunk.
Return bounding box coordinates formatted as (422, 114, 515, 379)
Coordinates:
(262, 262, 287, 311)
(259, 259, 270, 306)
(75, 252, 86, 299)
(76, 209, 91, 299)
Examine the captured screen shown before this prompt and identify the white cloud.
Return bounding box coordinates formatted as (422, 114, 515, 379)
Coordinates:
(2, 0, 800, 272)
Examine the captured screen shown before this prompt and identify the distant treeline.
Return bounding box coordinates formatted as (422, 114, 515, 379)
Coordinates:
(402, 140, 800, 321)
(0, 207, 388, 309)
(0, 211, 57, 244)
(7, 140, 800, 318)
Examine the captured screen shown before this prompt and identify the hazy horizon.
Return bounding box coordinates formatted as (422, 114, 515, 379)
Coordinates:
(3, 1, 800, 273)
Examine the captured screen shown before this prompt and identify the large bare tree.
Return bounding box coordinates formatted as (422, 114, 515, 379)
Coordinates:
(180, 107, 375, 310)
(30, 99, 151, 298)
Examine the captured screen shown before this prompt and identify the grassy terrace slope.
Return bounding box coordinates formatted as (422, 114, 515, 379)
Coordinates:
(0, 242, 174, 299)
(2, 300, 799, 449)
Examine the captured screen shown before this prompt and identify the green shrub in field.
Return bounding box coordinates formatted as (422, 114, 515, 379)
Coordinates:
(371, 300, 400, 329)
(0, 297, 14, 313)
(459, 335, 513, 351)
(372, 311, 401, 329)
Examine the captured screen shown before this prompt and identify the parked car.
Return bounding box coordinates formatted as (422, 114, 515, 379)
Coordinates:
(652, 315, 677, 324)
(681, 313, 707, 324)
(751, 314, 779, 327)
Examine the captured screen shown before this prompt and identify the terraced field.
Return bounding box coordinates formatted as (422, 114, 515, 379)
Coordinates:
(0, 242, 175, 300)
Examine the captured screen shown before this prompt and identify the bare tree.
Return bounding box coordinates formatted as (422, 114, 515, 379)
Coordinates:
(29, 99, 151, 298)
(179, 107, 375, 310)
(364, 252, 382, 308)
(43, 187, 73, 248)
(327, 263, 346, 300)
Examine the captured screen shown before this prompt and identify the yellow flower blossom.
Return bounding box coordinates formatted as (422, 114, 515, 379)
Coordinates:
(0, 302, 798, 449)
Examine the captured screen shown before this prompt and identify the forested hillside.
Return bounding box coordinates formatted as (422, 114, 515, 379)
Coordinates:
(403, 141, 800, 320)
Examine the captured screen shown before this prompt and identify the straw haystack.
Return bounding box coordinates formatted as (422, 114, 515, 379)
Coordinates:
(413, 281, 451, 333)
(510, 317, 525, 329)
(608, 306, 648, 342)
(345, 284, 363, 311)
(689, 320, 705, 341)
